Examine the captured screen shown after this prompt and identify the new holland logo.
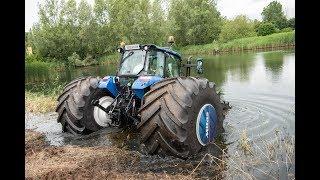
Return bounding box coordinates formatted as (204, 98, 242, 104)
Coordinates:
(196, 104, 216, 146)
(205, 111, 209, 138)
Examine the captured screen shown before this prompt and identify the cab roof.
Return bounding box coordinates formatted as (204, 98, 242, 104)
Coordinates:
(124, 44, 182, 59)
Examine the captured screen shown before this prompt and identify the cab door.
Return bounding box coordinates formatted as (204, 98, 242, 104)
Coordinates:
(164, 54, 180, 78)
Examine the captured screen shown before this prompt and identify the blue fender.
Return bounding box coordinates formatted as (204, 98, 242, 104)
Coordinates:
(98, 76, 119, 98)
(132, 76, 163, 99)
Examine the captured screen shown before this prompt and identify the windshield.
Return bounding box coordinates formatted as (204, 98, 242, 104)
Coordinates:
(118, 50, 146, 75)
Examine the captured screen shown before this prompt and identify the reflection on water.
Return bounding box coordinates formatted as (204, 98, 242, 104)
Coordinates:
(25, 50, 295, 179)
(263, 52, 286, 83)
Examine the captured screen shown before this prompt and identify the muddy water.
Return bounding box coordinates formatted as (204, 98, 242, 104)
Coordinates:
(25, 50, 295, 179)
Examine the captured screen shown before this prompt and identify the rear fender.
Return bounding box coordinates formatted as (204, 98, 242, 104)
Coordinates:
(132, 76, 163, 99)
(98, 76, 118, 98)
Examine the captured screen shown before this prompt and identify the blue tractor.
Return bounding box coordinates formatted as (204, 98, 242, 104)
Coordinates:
(56, 39, 230, 158)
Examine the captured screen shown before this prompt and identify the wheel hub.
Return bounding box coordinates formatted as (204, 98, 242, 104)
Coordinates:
(196, 104, 217, 146)
(93, 96, 114, 127)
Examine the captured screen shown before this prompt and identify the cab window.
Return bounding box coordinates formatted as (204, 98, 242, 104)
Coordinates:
(165, 54, 180, 77)
(145, 50, 165, 77)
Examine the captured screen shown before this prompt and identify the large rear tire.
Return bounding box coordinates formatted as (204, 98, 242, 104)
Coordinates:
(138, 77, 229, 158)
(55, 76, 111, 135)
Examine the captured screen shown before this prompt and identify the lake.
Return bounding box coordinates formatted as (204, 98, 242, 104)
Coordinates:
(25, 49, 295, 179)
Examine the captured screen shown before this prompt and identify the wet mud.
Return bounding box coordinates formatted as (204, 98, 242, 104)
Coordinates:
(25, 112, 226, 179)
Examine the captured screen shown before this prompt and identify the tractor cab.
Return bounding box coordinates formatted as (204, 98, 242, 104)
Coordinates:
(117, 44, 182, 78)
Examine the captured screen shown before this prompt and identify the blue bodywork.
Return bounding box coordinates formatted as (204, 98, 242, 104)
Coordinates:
(98, 76, 119, 98)
(98, 75, 163, 99)
(132, 76, 163, 99)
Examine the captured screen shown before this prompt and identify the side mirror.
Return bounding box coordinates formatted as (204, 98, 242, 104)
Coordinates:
(196, 58, 204, 74)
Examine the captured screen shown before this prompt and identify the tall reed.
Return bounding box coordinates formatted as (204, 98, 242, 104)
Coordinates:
(180, 31, 295, 55)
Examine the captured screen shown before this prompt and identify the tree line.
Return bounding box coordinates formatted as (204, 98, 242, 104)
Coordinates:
(25, 0, 295, 65)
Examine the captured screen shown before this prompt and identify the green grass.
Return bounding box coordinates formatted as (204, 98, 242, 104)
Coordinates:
(25, 91, 58, 113)
(25, 61, 52, 82)
(25, 80, 64, 113)
(25, 61, 65, 83)
(221, 31, 295, 49)
(180, 31, 295, 55)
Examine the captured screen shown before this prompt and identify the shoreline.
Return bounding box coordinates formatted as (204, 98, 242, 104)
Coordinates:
(179, 31, 295, 56)
(181, 43, 295, 56)
(25, 32, 295, 68)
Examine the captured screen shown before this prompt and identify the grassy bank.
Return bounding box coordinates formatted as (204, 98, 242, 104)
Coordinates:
(25, 91, 58, 113)
(25, 76, 68, 113)
(25, 61, 66, 84)
(25, 61, 64, 75)
(180, 31, 295, 55)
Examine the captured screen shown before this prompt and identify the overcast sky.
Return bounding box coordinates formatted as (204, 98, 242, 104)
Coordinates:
(25, 0, 295, 32)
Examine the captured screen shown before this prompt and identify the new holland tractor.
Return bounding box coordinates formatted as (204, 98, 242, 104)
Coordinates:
(55, 38, 230, 158)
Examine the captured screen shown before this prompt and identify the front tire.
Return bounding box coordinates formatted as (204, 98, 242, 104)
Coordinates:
(138, 77, 228, 158)
(55, 76, 111, 135)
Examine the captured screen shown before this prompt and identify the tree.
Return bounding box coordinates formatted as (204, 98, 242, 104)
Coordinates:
(32, 0, 64, 60)
(93, 0, 108, 25)
(261, 1, 287, 29)
(253, 19, 261, 32)
(256, 22, 276, 36)
(77, 0, 94, 58)
(168, 0, 189, 46)
(107, 0, 135, 44)
(168, 0, 222, 46)
(287, 18, 295, 29)
(25, 32, 33, 49)
(150, 0, 167, 45)
(27, 0, 227, 64)
(219, 15, 256, 42)
(31, 0, 82, 63)
(129, 0, 153, 44)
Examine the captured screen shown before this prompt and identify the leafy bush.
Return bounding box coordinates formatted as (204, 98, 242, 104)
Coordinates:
(68, 52, 81, 66)
(25, 54, 44, 63)
(83, 54, 99, 65)
(67, 53, 99, 67)
(280, 27, 293, 32)
(257, 23, 276, 36)
(219, 15, 256, 42)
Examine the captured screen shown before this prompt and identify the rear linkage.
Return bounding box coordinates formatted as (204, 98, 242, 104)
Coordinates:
(91, 83, 140, 128)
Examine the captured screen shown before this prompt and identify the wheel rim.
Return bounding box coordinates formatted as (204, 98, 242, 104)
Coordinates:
(93, 96, 114, 127)
(195, 104, 217, 146)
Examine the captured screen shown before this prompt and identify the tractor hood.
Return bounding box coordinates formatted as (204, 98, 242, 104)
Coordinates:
(132, 76, 163, 99)
(98, 76, 119, 98)
(97, 75, 163, 99)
